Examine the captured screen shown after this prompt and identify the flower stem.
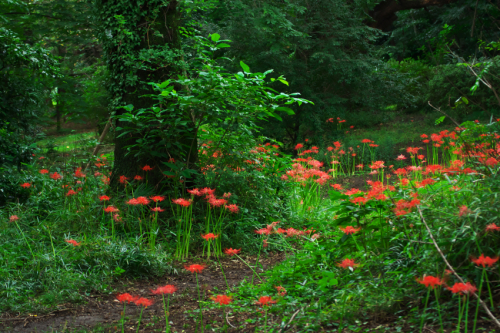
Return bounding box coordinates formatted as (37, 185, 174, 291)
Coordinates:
(136, 306, 144, 333)
(235, 253, 263, 282)
(121, 302, 126, 333)
(419, 288, 431, 333)
(162, 294, 170, 333)
(473, 269, 485, 333)
(433, 288, 444, 333)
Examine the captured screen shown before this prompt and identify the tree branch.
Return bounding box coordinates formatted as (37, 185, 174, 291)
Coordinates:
(417, 207, 500, 329)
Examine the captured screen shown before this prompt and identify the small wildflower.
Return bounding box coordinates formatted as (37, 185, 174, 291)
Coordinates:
(65, 239, 81, 246)
(471, 254, 499, 268)
(172, 198, 192, 207)
(150, 195, 165, 202)
(50, 172, 62, 180)
(134, 297, 154, 308)
(485, 223, 500, 232)
(20, 183, 31, 188)
(201, 233, 218, 241)
(339, 226, 361, 235)
(448, 282, 477, 295)
(66, 189, 77, 196)
(151, 285, 177, 295)
(99, 195, 111, 201)
(223, 248, 241, 256)
(225, 204, 239, 213)
(185, 264, 206, 274)
(39, 169, 49, 174)
(275, 286, 287, 296)
(151, 207, 165, 212)
(336, 258, 359, 269)
(142, 165, 153, 171)
(255, 296, 276, 307)
(9, 215, 19, 222)
(211, 295, 232, 305)
(117, 293, 137, 304)
(417, 275, 444, 289)
(104, 206, 119, 213)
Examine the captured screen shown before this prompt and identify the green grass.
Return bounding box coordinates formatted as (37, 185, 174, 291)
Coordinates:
(37, 132, 98, 153)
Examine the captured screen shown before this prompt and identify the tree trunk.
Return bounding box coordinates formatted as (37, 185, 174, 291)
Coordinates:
(97, 0, 197, 191)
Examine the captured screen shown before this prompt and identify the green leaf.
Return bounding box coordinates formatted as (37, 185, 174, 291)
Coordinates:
(435, 116, 445, 125)
(210, 33, 220, 42)
(216, 43, 230, 48)
(275, 106, 294, 115)
(240, 61, 250, 73)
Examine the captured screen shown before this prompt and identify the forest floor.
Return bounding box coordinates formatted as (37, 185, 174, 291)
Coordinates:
(1, 253, 285, 333)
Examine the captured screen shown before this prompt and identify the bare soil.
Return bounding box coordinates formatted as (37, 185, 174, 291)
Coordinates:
(0, 252, 285, 333)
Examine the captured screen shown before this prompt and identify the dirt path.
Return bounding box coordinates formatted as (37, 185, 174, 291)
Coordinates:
(1, 252, 284, 333)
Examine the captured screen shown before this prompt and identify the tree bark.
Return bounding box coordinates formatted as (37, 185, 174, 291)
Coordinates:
(97, 0, 197, 191)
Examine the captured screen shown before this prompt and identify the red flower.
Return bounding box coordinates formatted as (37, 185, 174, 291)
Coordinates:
(151, 207, 165, 212)
(39, 169, 49, 174)
(142, 165, 153, 171)
(485, 223, 500, 232)
(119, 175, 128, 184)
(50, 172, 62, 180)
(126, 198, 140, 205)
(172, 198, 192, 207)
(331, 184, 342, 190)
(9, 215, 19, 222)
(134, 297, 154, 308)
(104, 206, 119, 213)
(20, 183, 31, 188)
(417, 275, 444, 289)
(187, 188, 202, 196)
(211, 295, 232, 305)
(66, 189, 77, 197)
(99, 195, 111, 201)
(255, 296, 276, 307)
(361, 139, 372, 144)
(208, 197, 227, 207)
(223, 248, 241, 256)
(200, 188, 216, 196)
(458, 205, 471, 217)
(471, 254, 499, 268)
(136, 196, 150, 205)
(185, 264, 206, 274)
(151, 285, 177, 295)
(225, 204, 239, 213)
(339, 226, 361, 235)
(448, 282, 477, 295)
(134, 175, 143, 181)
(117, 293, 137, 304)
(74, 168, 86, 178)
(336, 258, 359, 269)
(255, 228, 271, 235)
(294, 143, 304, 150)
(201, 233, 218, 241)
(65, 239, 81, 246)
(223, 192, 232, 198)
(275, 286, 287, 296)
(150, 195, 165, 202)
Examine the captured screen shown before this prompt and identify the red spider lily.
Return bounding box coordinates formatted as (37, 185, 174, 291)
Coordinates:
(136, 196, 150, 205)
(361, 139, 372, 143)
(126, 198, 140, 205)
(113, 214, 122, 222)
(208, 197, 227, 207)
(9, 215, 19, 222)
(134, 297, 154, 307)
(201, 233, 218, 241)
(211, 295, 232, 305)
(396, 154, 406, 160)
(142, 165, 153, 171)
(421, 134, 428, 138)
(150, 195, 165, 202)
(225, 204, 239, 213)
(151, 207, 165, 212)
(99, 195, 110, 201)
(151, 285, 177, 295)
(39, 156, 45, 160)
(255, 296, 276, 307)
(369, 161, 385, 169)
(344, 188, 361, 196)
(485, 157, 499, 166)
(294, 143, 304, 150)
(134, 175, 143, 181)
(172, 198, 192, 207)
(451, 186, 461, 191)
(337, 258, 359, 269)
(50, 172, 62, 180)
(187, 188, 202, 196)
(94, 171, 102, 177)
(350, 197, 367, 205)
(223, 192, 232, 198)
(66, 189, 77, 196)
(200, 188, 216, 196)
(339, 226, 361, 235)
(74, 168, 86, 178)
(104, 206, 119, 213)
(417, 275, 444, 289)
(224, 248, 241, 256)
(119, 175, 128, 184)
(65, 239, 81, 246)
(275, 286, 287, 296)
(486, 223, 500, 232)
(471, 254, 499, 267)
(447, 282, 477, 295)
(185, 264, 206, 274)
(255, 228, 271, 235)
(39, 169, 49, 174)
(117, 293, 137, 304)
(331, 184, 342, 190)
(406, 147, 422, 155)
(20, 183, 31, 188)
(458, 205, 471, 217)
